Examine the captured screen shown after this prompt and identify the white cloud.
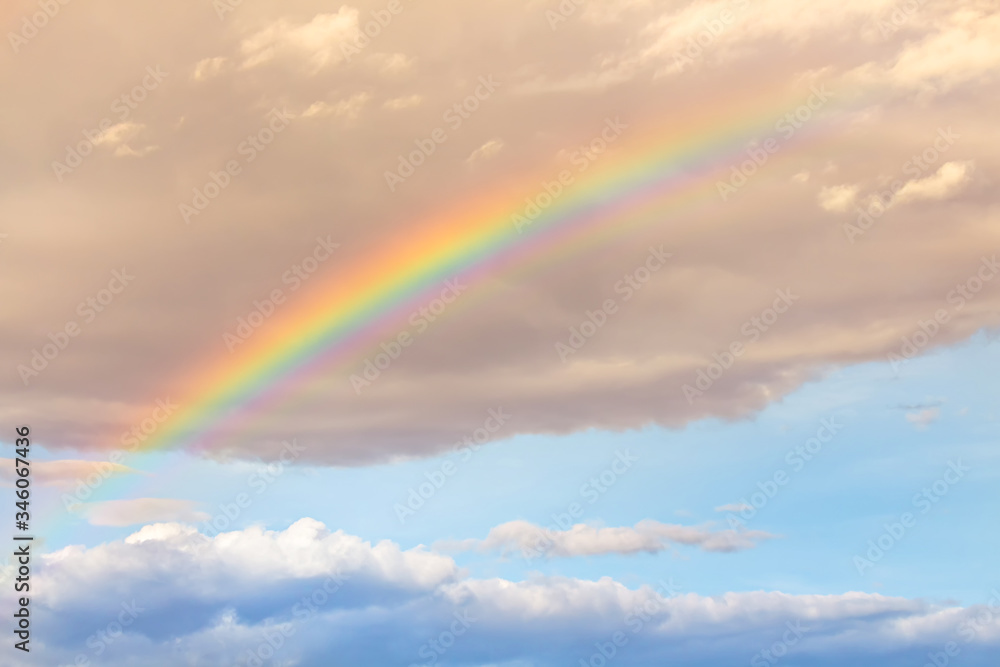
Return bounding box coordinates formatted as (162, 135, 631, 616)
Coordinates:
(715, 502, 753, 513)
(114, 144, 160, 158)
(36, 518, 457, 604)
(192, 56, 228, 81)
(93, 121, 143, 147)
(640, 0, 901, 75)
(860, 7, 1000, 93)
(818, 184, 859, 212)
(466, 138, 505, 164)
(383, 94, 423, 110)
(239, 10, 359, 71)
(894, 161, 974, 205)
(368, 52, 415, 74)
(85, 121, 159, 158)
(906, 407, 940, 429)
(301, 93, 372, 121)
(445, 519, 777, 557)
(4, 520, 999, 666)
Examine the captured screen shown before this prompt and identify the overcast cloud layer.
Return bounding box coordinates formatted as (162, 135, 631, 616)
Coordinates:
(2, 0, 999, 464)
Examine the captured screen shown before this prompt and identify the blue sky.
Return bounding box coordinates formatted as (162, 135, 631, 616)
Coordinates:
(7, 334, 999, 666)
(4, 0, 1000, 665)
(16, 333, 1000, 597)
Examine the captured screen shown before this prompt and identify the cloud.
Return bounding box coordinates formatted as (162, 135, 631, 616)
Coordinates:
(893, 161, 974, 205)
(466, 138, 504, 164)
(443, 519, 777, 557)
(192, 56, 228, 81)
(580, 0, 652, 26)
(113, 144, 160, 158)
(906, 407, 941, 429)
(80, 498, 210, 526)
(3, 0, 1000, 466)
(715, 502, 754, 513)
(0, 459, 138, 488)
(384, 94, 423, 110)
(368, 52, 415, 74)
(853, 6, 1000, 93)
(4, 520, 999, 666)
(21, 518, 457, 619)
(300, 93, 371, 120)
(92, 121, 144, 148)
(639, 0, 902, 76)
(891, 398, 946, 411)
(239, 10, 359, 71)
(83, 121, 160, 159)
(818, 184, 859, 212)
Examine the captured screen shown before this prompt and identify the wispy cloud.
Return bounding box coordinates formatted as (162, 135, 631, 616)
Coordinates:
(906, 407, 941, 429)
(80, 498, 210, 527)
(440, 519, 777, 557)
(0, 459, 139, 488)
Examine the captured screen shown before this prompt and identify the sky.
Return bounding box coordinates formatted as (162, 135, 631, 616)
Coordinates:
(1, 0, 999, 665)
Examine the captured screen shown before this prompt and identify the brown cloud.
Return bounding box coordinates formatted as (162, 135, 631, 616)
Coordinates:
(0, 458, 137, 487)
(1, 0, 998, 465)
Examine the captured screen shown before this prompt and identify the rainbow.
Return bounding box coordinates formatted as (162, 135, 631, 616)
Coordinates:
(33, 79, 852, 553)
(136, 80, 844, 456)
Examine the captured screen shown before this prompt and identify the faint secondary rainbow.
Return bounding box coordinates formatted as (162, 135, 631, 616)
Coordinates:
(131, 80, 844, 455)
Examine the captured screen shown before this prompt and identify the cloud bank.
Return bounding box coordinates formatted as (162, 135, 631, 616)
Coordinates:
(2, 520, 998, 666)
(2, 1, 998, 468)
